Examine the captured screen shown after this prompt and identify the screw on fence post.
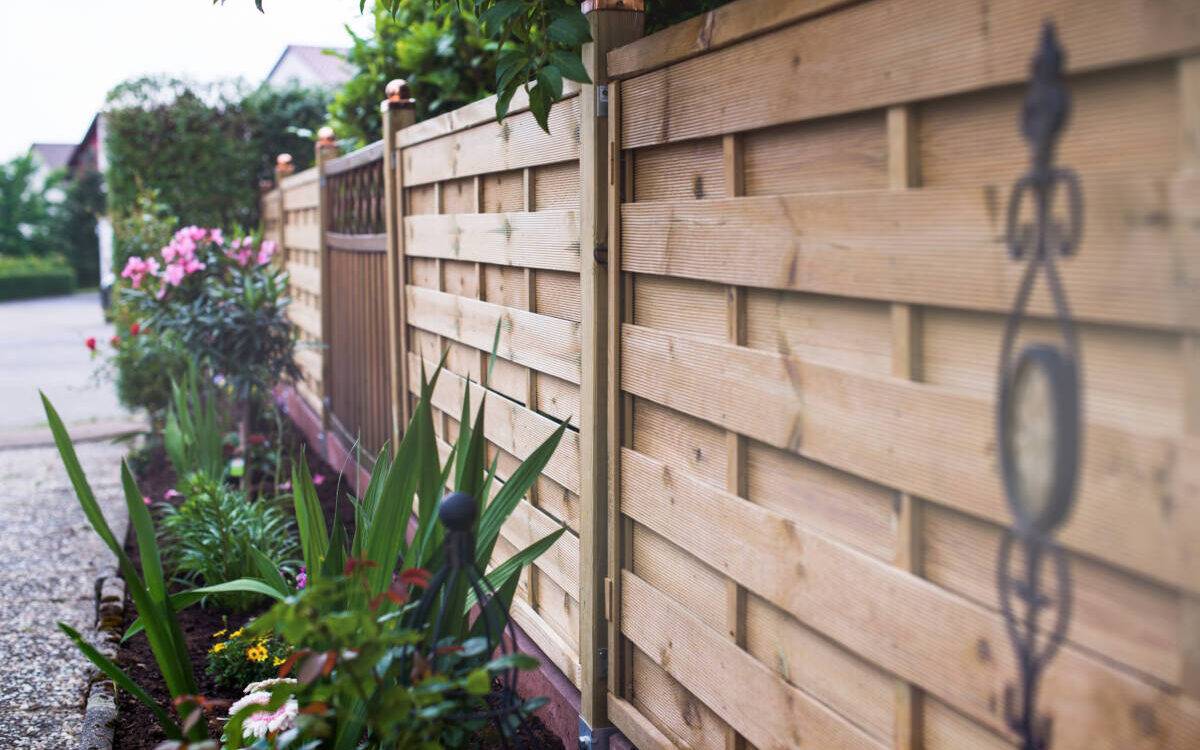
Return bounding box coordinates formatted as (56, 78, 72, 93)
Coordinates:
(995, 22, 1084, 750)
(381, 78, 417, 445)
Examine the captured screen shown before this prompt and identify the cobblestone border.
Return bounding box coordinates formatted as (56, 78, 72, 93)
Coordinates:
(79, 571, 124, 750)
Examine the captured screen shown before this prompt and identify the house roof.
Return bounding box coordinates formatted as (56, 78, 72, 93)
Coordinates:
(29, 143, 75, 170)
(265, 45, 354, 88)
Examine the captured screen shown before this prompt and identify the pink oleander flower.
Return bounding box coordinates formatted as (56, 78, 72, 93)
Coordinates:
(162, 263, 186, 287)
(312, 473, 326, 486)
(257, 240, 276, 265)
(228, 688, 298, 740)
(84, 336, 96, 352)
(142, 496, 152, 506)
(295, 566, 307, 590)
(164, 489, 182, 501)
(120, 256, 159, 289)
(209, 228, 223, 246)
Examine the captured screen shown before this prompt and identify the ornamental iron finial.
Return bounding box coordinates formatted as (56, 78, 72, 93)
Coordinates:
(995, 21, 1084, 750)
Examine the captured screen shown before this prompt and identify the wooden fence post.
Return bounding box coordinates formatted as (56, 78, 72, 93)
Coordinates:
(579, 0, 644, 738)
(274, 153, 293, 258)
(381, 80, 417, 448)
(315, 127, 341, 445)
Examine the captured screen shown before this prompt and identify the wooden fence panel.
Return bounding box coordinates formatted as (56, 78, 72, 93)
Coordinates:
(394, 91, 586, 687)
(280, 168, 324, 412)
(606, 2, 1200, 750)
(323, 145, 392, 456)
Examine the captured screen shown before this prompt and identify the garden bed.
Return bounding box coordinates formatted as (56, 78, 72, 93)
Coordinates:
(113, 437, 562, 749)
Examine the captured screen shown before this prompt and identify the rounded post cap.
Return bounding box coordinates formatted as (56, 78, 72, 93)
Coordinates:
(316, 126, 336, 145)
(276, 153, 293, 167)
(438, 491, 478, 532)
(384, 78, 415, 107)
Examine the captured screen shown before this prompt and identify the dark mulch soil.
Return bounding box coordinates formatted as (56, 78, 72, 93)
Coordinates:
(113, 437, 562, 749)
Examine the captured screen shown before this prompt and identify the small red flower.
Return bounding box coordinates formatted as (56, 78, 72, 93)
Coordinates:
(247, 433, 267, 446)
(129, 322, 141, 336)
(84, 337, 96, 351)
(109, 335, 120, 347)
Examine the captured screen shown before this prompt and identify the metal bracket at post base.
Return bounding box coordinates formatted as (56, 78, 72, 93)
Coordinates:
(579, 717, 619, 750)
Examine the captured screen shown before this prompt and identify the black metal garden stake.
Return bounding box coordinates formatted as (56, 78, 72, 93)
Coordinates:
(409, 491, 528, 749)
(996, 22, 1084, 750)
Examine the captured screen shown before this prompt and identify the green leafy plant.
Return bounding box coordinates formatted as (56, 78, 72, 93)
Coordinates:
(163, 363, 227, 482)
(159, 474, 300, 612)
(223, 569, 543, 749)
(206, 623, 292, 690)
(0, 153, 61, 257)
(42, 394, 285, 741)
(109, 327, 191, 428)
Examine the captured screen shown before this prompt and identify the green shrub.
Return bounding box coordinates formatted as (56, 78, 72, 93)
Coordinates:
(163, 363, 227, 483)
(158, 474, 299, 612)
(0, 254, 76, 301)
(111, 329, 190, 425)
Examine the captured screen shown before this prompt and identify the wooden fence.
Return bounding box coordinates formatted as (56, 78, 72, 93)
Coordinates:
(264, 1, 1200, 747)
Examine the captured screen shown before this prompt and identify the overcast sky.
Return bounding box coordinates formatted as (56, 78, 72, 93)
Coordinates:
(0, 0, 374, 161)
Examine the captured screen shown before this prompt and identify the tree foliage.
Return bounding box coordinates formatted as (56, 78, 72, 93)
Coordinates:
(328, 2, 496, 146)
(53, 170, 105, 287)
(104, 77, 330, 232)
(0, 154, 60, 257)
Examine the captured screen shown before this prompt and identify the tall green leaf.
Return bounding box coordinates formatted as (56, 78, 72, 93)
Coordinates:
(291, 453, 328, 583)
(466, 527, 566, 613)
(59, 623, 180, 738)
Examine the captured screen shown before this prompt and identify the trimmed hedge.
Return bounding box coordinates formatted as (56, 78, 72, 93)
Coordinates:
(0, 255, 77, 301)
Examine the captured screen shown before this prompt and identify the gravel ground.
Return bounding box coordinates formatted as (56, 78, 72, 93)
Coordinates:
(0, 440, 128, 748)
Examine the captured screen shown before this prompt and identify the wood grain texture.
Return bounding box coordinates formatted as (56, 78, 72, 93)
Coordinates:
(620, 323, 1200, 593)
(619, 0, 1200, 148)
(403, 96, 582, 186)
(406, 286, 582, 385)
(622, 572, 885, 750)
(620, 176, 1200, 331)
(403, 211, 581, 271)
(619, 448, 1200, 748)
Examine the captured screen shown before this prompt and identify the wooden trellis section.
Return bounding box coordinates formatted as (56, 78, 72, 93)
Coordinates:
(261, 1, 1200, 746)
(323, 141, 392, 456)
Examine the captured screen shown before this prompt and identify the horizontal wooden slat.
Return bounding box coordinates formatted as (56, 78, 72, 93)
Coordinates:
(620, 0, 1200, 148)
(412, 352, 581, 495)
(326, 232, 387, 253)
(406, 286, 582, 385)
(608, 694, 677, 750)
(500, 499, 579, 598)
(287, 262, 320, 296)
(397, 85, 582, 149)
(294, 348, 323, 380)
(282, 179, 319, 211)
(280, 166, 318, 191)
(289, 305, 322, 339)
(404, 210, 581, 272)
(619, 448, 1200, 749)
(608, 0, 854, 79)
(285, 223, 321, 253)
(621, 176, 1200, 331)
(324, 140, 384, 176)
(402, 97, 581, 186)
(622, 571, 884, 750)
(508, 595, 582, 686)
(620, 323, 1200, 593)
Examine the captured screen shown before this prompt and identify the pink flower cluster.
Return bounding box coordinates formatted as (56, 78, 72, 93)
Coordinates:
(225, 237, 277, 268)
(120, 256, 159, 289)
(157, 226, 215, 296)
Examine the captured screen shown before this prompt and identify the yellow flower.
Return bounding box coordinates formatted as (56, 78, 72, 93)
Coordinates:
(210, 642, 227, 654)
(246, 644, 269, 663)
(211, 629, 227, 638)
(230, 628, 245, 639)
(273, 656, 285, 667)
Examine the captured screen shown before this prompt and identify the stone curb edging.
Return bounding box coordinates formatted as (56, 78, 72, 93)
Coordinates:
(79, 571, 125, 750)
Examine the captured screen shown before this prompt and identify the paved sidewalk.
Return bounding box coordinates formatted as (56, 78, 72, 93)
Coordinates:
(0, 439, 128, 749)
(0, 292, 140, 447)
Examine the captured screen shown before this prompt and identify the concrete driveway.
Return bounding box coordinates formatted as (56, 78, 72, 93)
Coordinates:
(0, 291, 142, 446)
